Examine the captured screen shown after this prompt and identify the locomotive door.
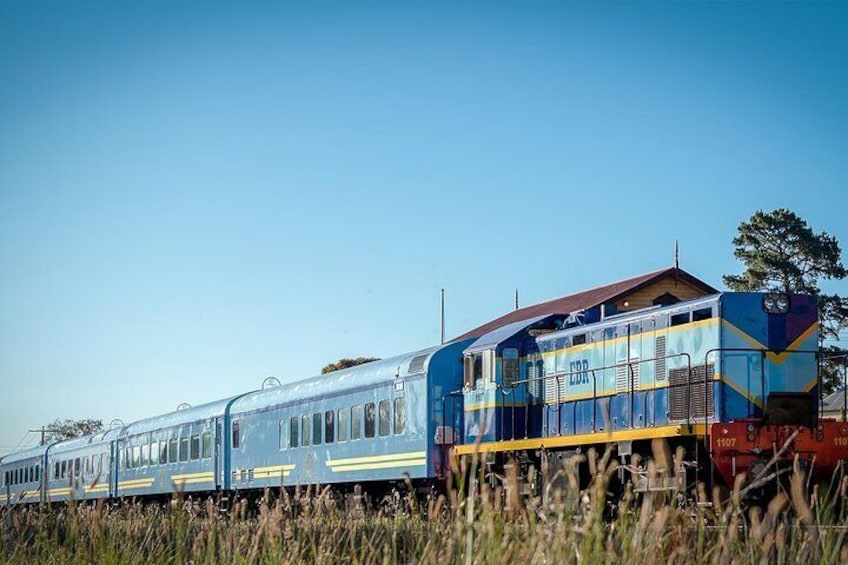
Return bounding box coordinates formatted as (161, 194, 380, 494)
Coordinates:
(614, 324, 632, 429)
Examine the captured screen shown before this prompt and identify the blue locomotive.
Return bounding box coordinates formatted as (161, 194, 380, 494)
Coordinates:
(3, 280, 847, 505)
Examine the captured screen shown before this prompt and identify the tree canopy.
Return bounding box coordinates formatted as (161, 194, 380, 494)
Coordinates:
(43, 418, 103, 444)
(723, 208, 847, 393)
(321, 357, 381, 374)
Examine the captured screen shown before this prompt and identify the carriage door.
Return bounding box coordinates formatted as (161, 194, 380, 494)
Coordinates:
(214, 419, 223, 490)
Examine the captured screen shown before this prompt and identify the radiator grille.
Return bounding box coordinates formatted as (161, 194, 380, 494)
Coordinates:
(669, 363, 714, 421)
(655, 336, 667, 380)
(615, 359, 640, 394)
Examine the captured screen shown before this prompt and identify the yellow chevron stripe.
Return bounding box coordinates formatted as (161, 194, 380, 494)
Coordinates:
(722, 320, 818, 365)
(326, 451, 426, 467)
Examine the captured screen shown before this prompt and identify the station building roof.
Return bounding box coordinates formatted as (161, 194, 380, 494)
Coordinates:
(452, 266, 717, 342)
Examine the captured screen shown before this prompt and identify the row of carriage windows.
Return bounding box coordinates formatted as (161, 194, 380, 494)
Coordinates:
(3, 465, 40, 487)
(52, 453, 108, 480)
(124, 432, 213, 469)
(266, 398, 406, 450)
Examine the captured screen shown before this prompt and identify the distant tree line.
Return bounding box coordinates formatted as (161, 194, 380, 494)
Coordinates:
(321, 357, 381, 374)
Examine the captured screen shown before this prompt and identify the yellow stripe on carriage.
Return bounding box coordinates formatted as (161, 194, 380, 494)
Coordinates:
(252, 464, 296, 479)
(118, 478, 155, 489)
(325, 451, 426, 472)
(326, 451, 426, 467)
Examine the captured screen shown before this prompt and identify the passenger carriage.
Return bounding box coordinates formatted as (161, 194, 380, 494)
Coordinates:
(228, 340, 469, 491)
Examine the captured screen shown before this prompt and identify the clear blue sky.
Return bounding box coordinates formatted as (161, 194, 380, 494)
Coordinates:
(1, 1, 847, 454)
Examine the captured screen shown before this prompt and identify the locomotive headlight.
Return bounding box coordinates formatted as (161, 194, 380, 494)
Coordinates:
(763, 293, 790, 314)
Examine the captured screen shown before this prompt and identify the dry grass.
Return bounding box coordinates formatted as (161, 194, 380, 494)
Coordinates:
(2, 446, 847, 564)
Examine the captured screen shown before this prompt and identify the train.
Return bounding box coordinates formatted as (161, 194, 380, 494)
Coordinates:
(3, 281, 848, 506)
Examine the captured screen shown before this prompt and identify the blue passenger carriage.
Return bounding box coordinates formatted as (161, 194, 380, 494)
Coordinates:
(0, 446, 47, 505)
(45, 430, 118, 502)
(115, 398, 244, 497)
(228, 341, 469, 491)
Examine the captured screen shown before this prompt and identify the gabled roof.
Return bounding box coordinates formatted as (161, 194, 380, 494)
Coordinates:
(452, 267, 717, 342)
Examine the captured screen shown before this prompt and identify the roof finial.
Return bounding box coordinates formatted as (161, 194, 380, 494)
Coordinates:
(515, 288, 519, 310)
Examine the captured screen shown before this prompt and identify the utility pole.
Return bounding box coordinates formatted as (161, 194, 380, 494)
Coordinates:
(440, 289, 445, 344)
(28, 427, 49, 446)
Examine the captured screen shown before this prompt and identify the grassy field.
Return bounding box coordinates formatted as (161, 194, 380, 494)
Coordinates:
(2, 446, 847, 564)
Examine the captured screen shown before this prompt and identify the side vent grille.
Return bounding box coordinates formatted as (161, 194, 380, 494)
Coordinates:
(669, 363, 714, 421)
(407, 354, 429, 374)
(655, 336, 667, 380)
(615, 359, 640, 394)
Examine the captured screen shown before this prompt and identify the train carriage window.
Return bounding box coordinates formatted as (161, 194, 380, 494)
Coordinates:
(693, 307, 713, 322)
(179, 438, 189, 462)
(83, 456, 89, 476)
(201, 433, 212, 459)
(337, 408, 349, 442)
(394, 398, 406, 435)
(671, 312, 690, 326)
(160, 441, 168, 465)
(141, 443, 149, 467)
(324, 410, 335, 444)
(379, 400, 391, 437)
(301, 415, 311, 447)
(502, 348, 520, 385)
(35, 465, 40, 482)
(168, 439, 178, 463)
(151, 442, 160, 465)
(232, 421, 240, 449)
(132, 446, 140, 469)
(351, 405, 362, 440)
(54, 462, 59, 480)
(61, 460, 67, 479)
(290, 416, 299, 448)
(191, 435, 201, 460)
(74, 458, 81, 477)
(364, 403, 376, 438)
(279, 419, 288, 450)
(313, 413, 322, 445)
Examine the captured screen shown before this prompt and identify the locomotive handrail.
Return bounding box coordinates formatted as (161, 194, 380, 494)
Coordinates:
(502, 352, 693, 439)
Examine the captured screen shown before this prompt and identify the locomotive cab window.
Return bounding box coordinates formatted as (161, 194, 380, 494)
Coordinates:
(670, 312, 690, 326)
(692, 307, 713, 322)
(502, 348, 519, 385)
